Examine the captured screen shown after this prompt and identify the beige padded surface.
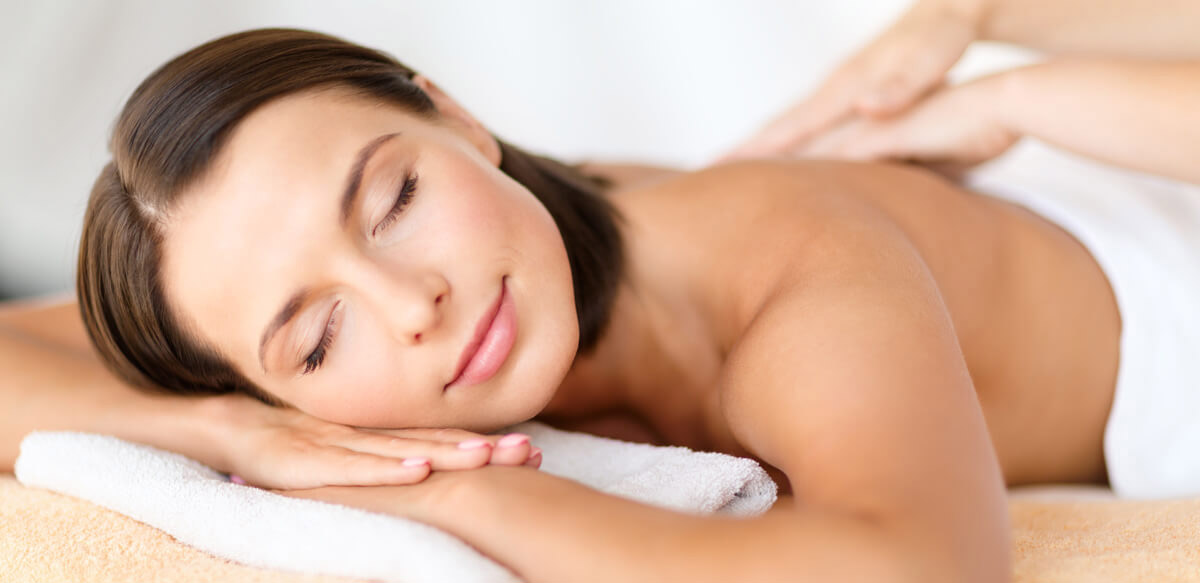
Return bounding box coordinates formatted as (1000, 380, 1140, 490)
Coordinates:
(0, 474, 365, 583)
(6, 474, 1200, 582)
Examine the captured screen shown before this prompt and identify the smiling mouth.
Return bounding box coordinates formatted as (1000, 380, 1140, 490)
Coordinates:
(444, 276, 517, 390)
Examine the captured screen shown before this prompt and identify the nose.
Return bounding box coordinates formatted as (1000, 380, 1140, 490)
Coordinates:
(361, 267, 450, 345)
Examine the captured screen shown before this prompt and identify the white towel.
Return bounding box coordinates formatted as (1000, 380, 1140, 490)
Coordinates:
(15, 420, 777, 583)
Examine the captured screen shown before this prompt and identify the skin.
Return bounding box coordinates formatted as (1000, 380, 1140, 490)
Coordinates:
(164, 85, 579, 434)
(151, 75, 1123, 580)
(726, 0, 1200, 181)
(3, 0, 1190, 576)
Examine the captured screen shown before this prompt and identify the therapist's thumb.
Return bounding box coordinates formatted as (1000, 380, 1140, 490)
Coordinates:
(720, 95, 851, 162)
(855, 74, 937, 119)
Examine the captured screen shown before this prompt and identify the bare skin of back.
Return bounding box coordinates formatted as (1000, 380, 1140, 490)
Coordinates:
(555, 159, 1120, 493)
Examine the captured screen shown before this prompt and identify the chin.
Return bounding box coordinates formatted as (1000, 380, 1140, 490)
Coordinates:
(483, 329, 577, 432)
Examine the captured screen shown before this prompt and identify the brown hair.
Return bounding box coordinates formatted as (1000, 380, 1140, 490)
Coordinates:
(78, 28, 623, 403)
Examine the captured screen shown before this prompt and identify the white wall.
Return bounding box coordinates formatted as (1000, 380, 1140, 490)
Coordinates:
(0, 0, 1035, 299)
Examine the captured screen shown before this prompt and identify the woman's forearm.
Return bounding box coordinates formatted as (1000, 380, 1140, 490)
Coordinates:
(0, 298, 223, 472)
(994, 58, 1200, 184)
(420, 466, 982, 583)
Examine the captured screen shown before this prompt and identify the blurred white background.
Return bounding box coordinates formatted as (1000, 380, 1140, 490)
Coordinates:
(0, 0, 1036, 299)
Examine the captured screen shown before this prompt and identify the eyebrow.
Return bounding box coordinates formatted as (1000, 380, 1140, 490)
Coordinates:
(257, 132, 399, 373)
(339, 132, 401, 226)
(258, 287, 312, 373)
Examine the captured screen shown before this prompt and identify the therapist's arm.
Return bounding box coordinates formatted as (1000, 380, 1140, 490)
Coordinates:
(997, 58, 1200, 183)
(978, 0, 1200, 58)
(724, 0, 1200, 160)
(796, 58, 1200, 185)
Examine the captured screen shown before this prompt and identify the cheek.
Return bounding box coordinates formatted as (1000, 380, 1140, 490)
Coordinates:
(294, 317, 425, 427)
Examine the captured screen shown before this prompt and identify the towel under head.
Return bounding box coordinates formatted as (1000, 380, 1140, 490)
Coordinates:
(15, 420, 776, 583)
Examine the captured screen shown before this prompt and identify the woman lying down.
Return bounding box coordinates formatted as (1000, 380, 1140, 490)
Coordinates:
(3, 3, 1200, 581)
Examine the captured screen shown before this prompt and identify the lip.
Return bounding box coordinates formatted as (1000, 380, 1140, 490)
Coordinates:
(444, 277, 517, 390)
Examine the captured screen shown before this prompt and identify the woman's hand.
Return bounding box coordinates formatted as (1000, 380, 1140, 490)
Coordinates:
(200, 394, 541, 490)
(723, 0, 983, 160)
(273, 464, 505, 527)
(793, 73, 1019, 170)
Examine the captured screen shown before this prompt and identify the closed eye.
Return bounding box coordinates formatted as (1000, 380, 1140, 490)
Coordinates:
(372, 173, 418, 237)
(302, 301, 342, 375)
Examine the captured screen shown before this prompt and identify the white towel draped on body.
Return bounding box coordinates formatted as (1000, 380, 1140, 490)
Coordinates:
(15, 421, 777, 583)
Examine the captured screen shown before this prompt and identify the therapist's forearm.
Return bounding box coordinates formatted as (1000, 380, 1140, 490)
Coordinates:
(958, 0, 1200, 58)
(995, 58, 1200, 185)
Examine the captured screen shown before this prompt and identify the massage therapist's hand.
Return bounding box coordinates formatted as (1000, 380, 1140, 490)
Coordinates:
(723, 0, 983, 160)
(795, 73, 1019, 170)
(203, 394, 541, 490)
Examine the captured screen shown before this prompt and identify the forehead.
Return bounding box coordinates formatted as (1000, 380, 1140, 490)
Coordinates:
(159, 90, 422, 368)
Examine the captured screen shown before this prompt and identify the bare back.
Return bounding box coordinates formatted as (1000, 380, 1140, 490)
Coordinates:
(552, 159, 1120, 490)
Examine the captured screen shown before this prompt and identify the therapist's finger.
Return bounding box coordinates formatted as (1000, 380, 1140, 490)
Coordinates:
(856, 74, 929, 118)
(721, 82, 857, 161)
(791, 116, 875, 159)
(853, 11, 975, 118)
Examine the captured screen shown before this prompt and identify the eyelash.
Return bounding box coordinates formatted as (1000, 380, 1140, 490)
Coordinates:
(372, 173, 419, 237)
(302, 302, 341, 375)
(301, 174, 418, 375)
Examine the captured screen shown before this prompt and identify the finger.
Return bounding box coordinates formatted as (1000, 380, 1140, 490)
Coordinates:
(277, 447, 432, 488)
(725, 103, 849, 160)
(364, 427, 535, 450)
(347, 429, 541, 468)
(489, 432, 533, 466)
(362, 427, 532, 454)
(855, 68, 951, 120)
(855, 26, 967, 118)
(336, 434, 497, 471)
(722, 83, 860, 161)
(794, 116, 873, 159)
(837, 126, 905, 161)
(335, 449, 433, 486)
(523, 446, 543, 469)
(856, 76, 921, 118)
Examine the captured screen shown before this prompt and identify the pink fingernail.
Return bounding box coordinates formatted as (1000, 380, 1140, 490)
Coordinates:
(530, 446, 542, 457)
(402, 457, 431, 467)
(229, 474, 247, 485)
(497, 433, 530, 448)
(457, 438, 491, 450)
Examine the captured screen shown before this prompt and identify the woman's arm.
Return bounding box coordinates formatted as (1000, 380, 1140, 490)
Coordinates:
(0, 296, 537, 483)
(294, 465, 927, 583)
(0, 296, 219, 471)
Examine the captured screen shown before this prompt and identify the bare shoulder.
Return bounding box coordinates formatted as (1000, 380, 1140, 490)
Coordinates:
(0, 295, 93, 354)
(615, 158, 930, 251)
(612, 160, 934, 326)
(650, 164, 1010, 571)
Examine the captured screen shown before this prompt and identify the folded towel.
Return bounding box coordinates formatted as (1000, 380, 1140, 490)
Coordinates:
(15, 421, 776, 583)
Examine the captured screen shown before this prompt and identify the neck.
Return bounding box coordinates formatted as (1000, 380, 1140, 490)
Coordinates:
(533, 187, 731, 441)
(537, 281, 650, 419)
(537, 275, 722, 435)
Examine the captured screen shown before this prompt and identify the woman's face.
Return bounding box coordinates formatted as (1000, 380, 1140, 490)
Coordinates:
(161, 85, 579, 431)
